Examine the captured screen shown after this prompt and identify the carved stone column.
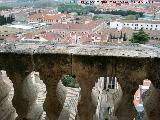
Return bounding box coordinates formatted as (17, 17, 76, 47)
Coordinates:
(0, 71, 16, 120)
(115, 77, 138, 120)
(0, 54, 42, 120)
(144, 58, 160, 120)
(8, 72, 42, 120)
(40, 74, 63, 120)
(75, 72, 97, 120)
(72, 56, 100, 120)
(143, 85, 160, 120)
(115, 57, 148, 120)
(33, 54, 72, 120)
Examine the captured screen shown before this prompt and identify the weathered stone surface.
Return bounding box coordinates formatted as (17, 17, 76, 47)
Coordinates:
(0, 42, 160, 58)
(0, 71, 16, 120)
(33, 54, 72, 120)
(0, 42, 160, 120)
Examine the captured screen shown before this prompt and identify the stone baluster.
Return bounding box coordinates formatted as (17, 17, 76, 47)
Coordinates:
(0, 71, 16, 120)
(8, 72, 43, 120)
(113, 57, 149, 120)
(114, 77, 138, 120)
(39, 74, 63, 120)
(76, 76, 97, 120)
(144, 58, 160, 120)
(33, 54, 72, 120)
(143, 85, 160, 120)
(72, 62, 98, 120)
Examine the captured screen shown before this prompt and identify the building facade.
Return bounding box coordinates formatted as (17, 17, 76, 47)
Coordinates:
(110, 20, 160, 31)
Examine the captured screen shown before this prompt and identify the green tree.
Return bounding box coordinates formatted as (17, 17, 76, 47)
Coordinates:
(125, 15, 136, 20)
(130, 28, 149, 44)
(57, 3, 96, 15)
(62, 75, 79, 88)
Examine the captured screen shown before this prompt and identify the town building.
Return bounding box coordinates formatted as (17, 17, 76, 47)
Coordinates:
(28, 13, 67, 24)
(47, 20, 106, 35)
(110, 20, 160, 30)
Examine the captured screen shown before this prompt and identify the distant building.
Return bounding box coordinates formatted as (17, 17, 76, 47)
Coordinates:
(110, 20, 160, 30)
(47, 20, 106, 35)
(28, 13, 67, 24)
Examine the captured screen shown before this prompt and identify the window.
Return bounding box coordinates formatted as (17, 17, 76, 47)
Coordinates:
(107, 77, 116, 89)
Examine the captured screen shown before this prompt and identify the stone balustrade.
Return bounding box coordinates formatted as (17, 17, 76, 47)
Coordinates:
(0, 43, 160, 120)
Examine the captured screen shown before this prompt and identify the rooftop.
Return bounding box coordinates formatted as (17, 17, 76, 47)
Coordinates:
(48, 20, 104, 31)
(28, 13, 66, 20)
(0, 42, 160, 58)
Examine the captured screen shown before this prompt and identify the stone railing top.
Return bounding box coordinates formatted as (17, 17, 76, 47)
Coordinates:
(0, 42, 160, 58)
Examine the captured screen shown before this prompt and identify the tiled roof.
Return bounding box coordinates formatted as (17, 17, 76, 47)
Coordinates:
(41, 32, 61, 41)
(29, 13, 66, 20)
(48, 20, 104, 31)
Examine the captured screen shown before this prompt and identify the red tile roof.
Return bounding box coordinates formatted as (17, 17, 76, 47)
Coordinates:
(41, 32, 61, 41)
(48, 20, 104, 31)
(29, 13, 66, 20)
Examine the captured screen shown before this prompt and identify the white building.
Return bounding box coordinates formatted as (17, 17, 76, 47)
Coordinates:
(110, 20, 160, 31)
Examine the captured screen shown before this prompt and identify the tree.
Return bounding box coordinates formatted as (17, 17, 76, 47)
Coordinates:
(61, 75, 79, 88)
(130, 28, 149, 44)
